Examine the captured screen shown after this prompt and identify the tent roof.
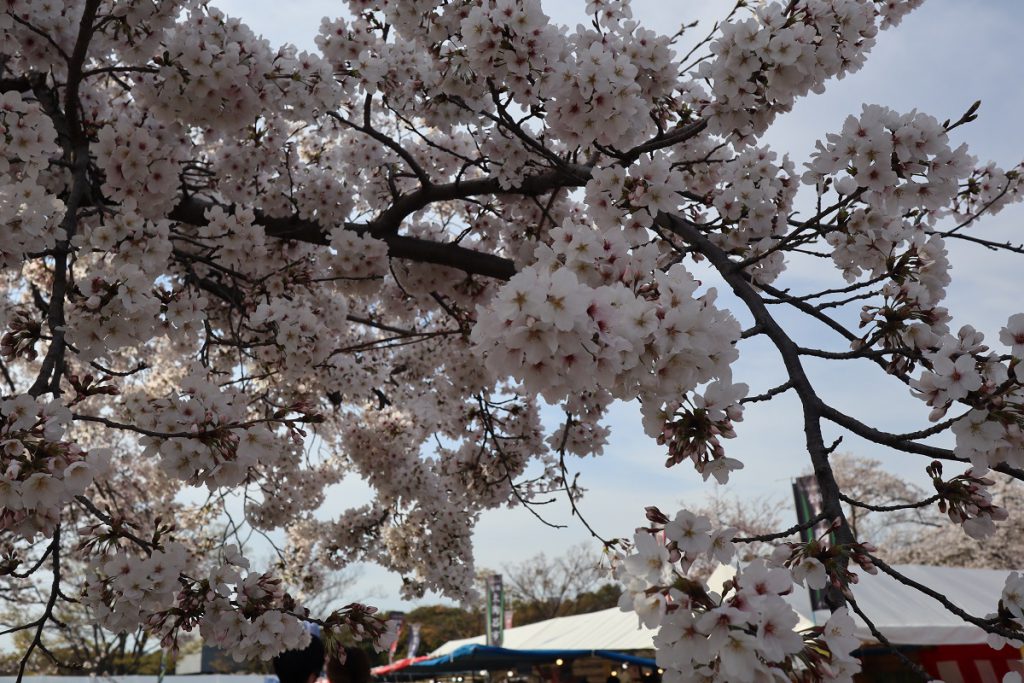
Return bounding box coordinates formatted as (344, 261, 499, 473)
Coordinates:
(429, 607, 658, 657)
(423, 563, 1012, 667)
(708, 563, 1013, 646)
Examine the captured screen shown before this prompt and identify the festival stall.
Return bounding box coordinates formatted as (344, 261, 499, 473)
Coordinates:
(371, 609, 661, 681)
(381, 564, 1024, 682)
(708, 563, 1024, 682)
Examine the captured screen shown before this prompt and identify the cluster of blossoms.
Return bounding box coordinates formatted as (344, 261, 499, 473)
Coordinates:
(132, 4, 350, 140)
(584, 157, 687, 240)
(481, 133, 538, 191)
(204, 206, 266, 271)
(93, 114, 185, 219)
(0, 91, 64, 268)
(337, 405, 488, 599)
(314, 14, 377, 75)
(584, 143, 797, 285)
(83, 540, 321, 660)
(710, 147, 798, 285)
(0, 394, 102, 540)
(996, 573, 1024, 650)
(802, 106, 1020, 370)
(547, 390, 613, 457)
(911, 326, 991, 419)
(476, 265, 737, 396)
(899, 323, 1024, 540)
(0, 91, 60, 179)
(0, 0, 79, 71)
(773, 522, 879, 600)
(473, 220, 748, 479)
(447, 0, 677, 149)
(546, 20, 676, 149)
(328, 228, 389, 282)
(951, 161, 1024, 224)
(456, 0, 563, 109)
(66, 260, 164, 361)
(695, 0, 923, 137)
(925, 461, 1008, 540)
(641, 379, 748, 484)
(613, 507, 862, 682)
(60, 206, 209, 362)
(910, 323, 1024, 483)
(250, 296, 340, 373)
(123, 371, 319, 490)
(134, 7, 275, 135)
(84, 541, 192, 635)
(805, 105, 972, 293)
(287, 158, 357, 229)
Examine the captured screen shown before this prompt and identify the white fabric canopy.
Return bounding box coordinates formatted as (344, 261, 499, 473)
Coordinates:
(708, 563, 1011, 646)
(429, 607, 658, 656)
(432, 564, 1013, 657)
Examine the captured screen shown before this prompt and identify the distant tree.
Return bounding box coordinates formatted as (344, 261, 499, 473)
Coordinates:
(0, 625, 166, 676)
(398, 605, 484, 657)
(690, 454, 1021, 572)
(885, 473, 1024, 570)
(503, 543, 619, 625)
(824, 453, 937, 547)
(568, 583, 622, 614)
(686, 454, 943, 575)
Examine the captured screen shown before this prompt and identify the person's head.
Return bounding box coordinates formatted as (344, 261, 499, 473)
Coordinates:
(326, 647, 372, 683)
(273, 635, 326, 683)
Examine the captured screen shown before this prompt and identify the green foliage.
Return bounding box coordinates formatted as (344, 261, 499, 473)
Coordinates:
(508, 582, 622, 627)
(393, 605, 484, 658)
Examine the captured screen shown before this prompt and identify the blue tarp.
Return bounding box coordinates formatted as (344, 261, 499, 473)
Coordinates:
(590, 651, 658, 667)
(375, 644, 656, 679)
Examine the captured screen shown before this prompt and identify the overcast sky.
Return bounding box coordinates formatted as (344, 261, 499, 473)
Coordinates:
(210, 0, 1024, 613)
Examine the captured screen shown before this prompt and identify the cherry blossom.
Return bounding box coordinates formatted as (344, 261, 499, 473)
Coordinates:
(2, 0, 1024, 678)
(613, 506, 865, 682)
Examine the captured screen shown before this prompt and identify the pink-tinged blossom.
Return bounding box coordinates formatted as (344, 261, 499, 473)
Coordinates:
(791, 557, 828, 590)
(664, 510, 713, 557)
(821, 608, 861, 664)
(1000, 313, 1024, 357)
(622, 531, 672, 585)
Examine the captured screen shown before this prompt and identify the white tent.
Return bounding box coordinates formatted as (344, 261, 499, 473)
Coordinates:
(431, 563, 1013, 658)
(429, 607, 658, 656)
(708, 563, 1010, 646)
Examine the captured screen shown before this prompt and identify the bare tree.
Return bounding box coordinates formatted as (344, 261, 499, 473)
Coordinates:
(886, 474, 1024, 569)
(821, 453, 939, 546)
(502, 543, 608, 622)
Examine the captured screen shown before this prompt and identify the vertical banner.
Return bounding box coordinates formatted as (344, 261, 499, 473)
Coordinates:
(387, 611, 405, 663)
(406, 623, 421, 658)
(485, 574, 504, 646)
(792, 475, 832, 612)
(504, 608, 514, 630)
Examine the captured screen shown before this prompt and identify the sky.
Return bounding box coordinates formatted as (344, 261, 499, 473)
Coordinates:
(210, 0, 1024, 614)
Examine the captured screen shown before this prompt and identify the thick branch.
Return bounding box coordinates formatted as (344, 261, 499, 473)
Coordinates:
(655, 213, 857, 605)
(169, 196, 520, 280)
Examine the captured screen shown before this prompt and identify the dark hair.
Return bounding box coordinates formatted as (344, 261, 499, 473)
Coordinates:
(326, 647, 372, 683)
(272, 635, 326, 683)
